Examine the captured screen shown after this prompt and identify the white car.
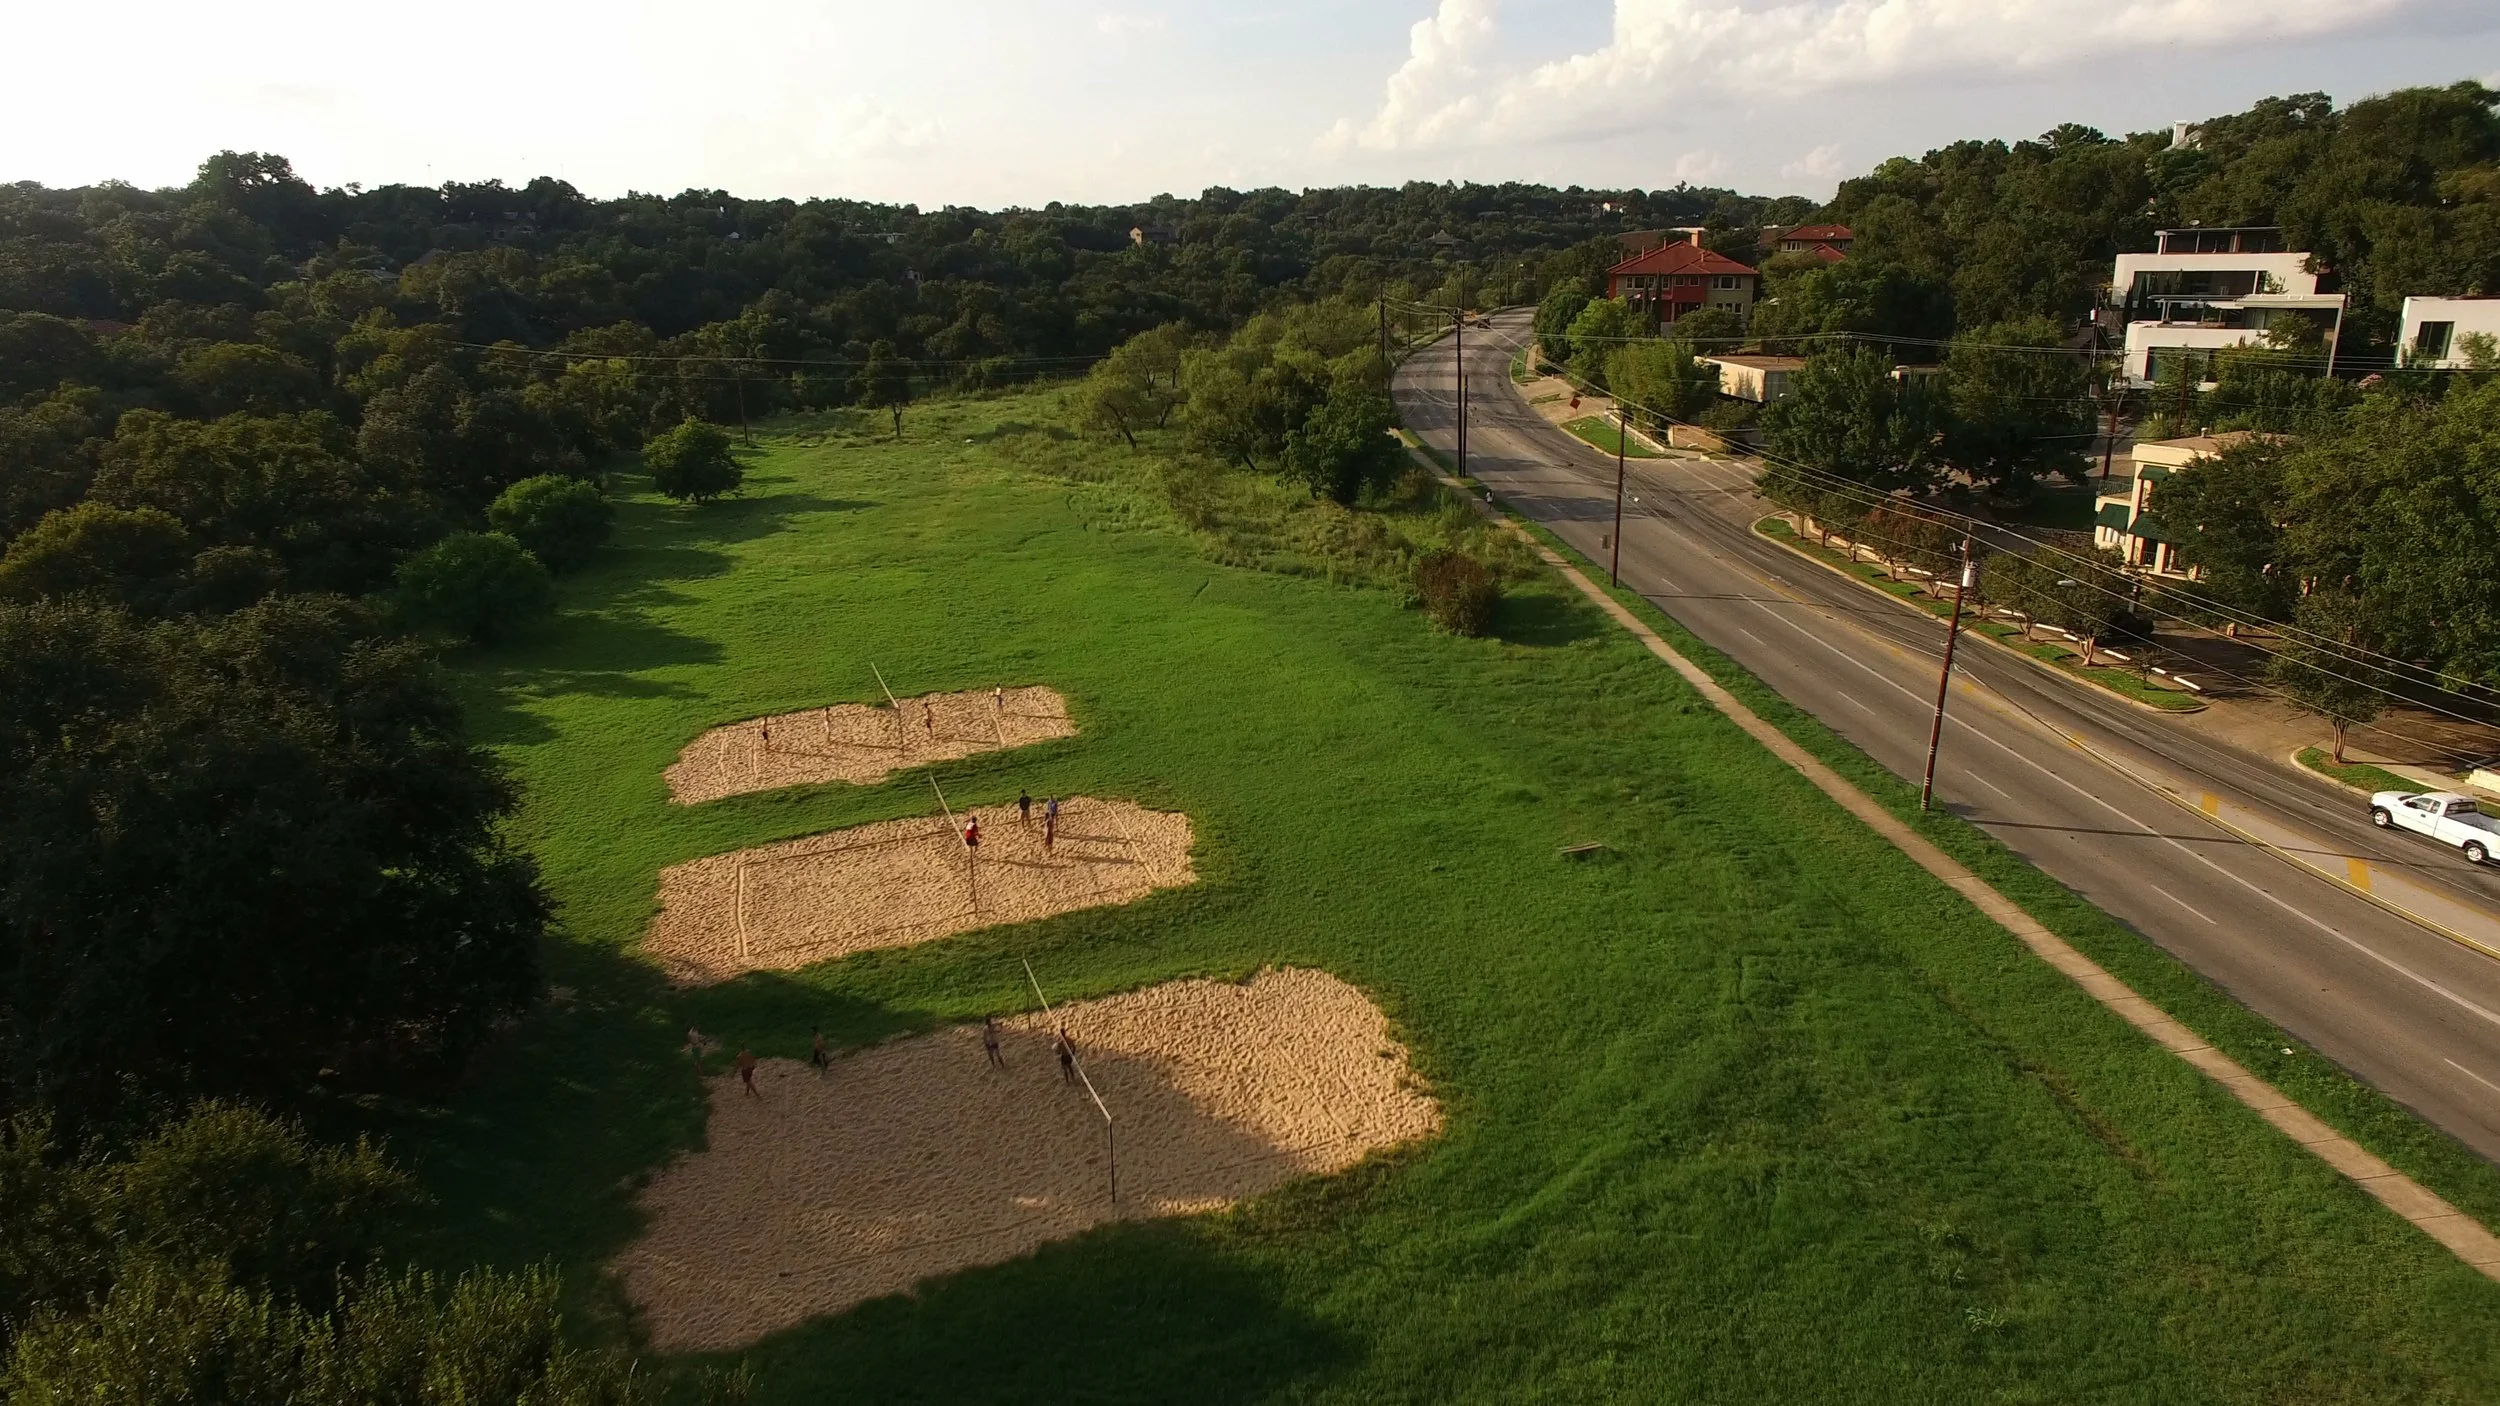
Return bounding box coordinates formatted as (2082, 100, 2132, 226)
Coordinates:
(2370, 790, 2500, 865)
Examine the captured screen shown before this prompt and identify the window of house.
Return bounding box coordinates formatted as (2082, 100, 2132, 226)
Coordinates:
(1713, 276, 1742, 290)
(2415, 321, 2455, 361)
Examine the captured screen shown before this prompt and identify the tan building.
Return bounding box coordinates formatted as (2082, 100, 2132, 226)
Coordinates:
(2093, 432, 2284, 575)
(1700, 354, 1806, 403)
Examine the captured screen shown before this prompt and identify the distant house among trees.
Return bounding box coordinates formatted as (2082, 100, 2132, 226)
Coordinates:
(1606, 231, 1760, 334)
(1129, 224, 1179, 247)
(1766, 224, 1853, 261)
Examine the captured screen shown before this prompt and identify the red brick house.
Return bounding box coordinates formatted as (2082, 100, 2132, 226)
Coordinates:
(1606, 234, 1760, 333)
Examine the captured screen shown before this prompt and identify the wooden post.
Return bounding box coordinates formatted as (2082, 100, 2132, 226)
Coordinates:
(1920, 538, 1976, 813)
(1611, 406, 1628, 587)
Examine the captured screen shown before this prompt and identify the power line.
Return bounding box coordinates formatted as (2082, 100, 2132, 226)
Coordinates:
(1488, 323, 2500, 727)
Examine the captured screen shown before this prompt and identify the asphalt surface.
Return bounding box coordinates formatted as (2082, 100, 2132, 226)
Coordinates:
(1397, 313, 2500, 1164)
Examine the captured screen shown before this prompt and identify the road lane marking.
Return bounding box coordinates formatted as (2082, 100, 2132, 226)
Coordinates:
(1971, 774, 2014, 801)
(2149, 883, 2220, 925)
(2350, 858, 2375, 893)
(2446, 1059, 2500, 1098)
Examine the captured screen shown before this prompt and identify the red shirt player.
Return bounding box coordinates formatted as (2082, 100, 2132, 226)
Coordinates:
(962, 815, 981, 849)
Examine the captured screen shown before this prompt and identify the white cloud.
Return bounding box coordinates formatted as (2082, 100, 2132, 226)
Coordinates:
(1323, 0, 1500, 150)
(1780, 143, 1843, 182)
(1671, 149, 1729, 182)
(1338, 0, 2425, 152)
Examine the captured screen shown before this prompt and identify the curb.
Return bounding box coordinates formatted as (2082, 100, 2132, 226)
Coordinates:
(1749, 516, 2207, 716)
(1412, 446, 2500, 1284)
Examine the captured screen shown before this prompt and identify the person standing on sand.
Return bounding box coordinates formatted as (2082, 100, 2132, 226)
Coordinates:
(761, 722, 771, 750)
(737, 1046, 759, 1097)
(983, 1016, 1004, 1068)
(962, 814, 981, 849)
(809, 1027, 830, 1075)
(994, 685, 1004, 713)
(1018, 790, 1032, 826)
(1055, 1027, 1076, 1085)
(924, 703, 936, 739)
(685, 1025, 709, 1072)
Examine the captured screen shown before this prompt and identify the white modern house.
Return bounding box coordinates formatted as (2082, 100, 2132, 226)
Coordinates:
(2398, 296, 2500, 368)
(2107, 227, 2346, 387)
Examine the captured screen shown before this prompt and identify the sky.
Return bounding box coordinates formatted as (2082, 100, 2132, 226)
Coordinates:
(4, 0, 2497, 209)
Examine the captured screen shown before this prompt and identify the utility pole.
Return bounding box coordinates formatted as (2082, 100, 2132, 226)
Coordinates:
(2098, 393, 2119, 484)
(1378, 298, 1390, 371)
(1454, 310, 1468, 481)
(1920, 536, 1977, 813)
(1611, 404, 1628, 587)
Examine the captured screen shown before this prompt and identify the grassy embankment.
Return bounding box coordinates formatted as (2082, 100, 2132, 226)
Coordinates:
(1561, 415, 1662, 459)
(399, 387, 2500, 1402)
(2298, 746, 2425, 796)
(1755, 515, 2204, 712)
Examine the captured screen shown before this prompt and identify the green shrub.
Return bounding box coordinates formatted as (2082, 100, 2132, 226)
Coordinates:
(0, 502, 189, 610)
(1414, 549, 1500, 636)
(486, 476, 613, 572)
(394, 532, 552, 643)
(643, 420, 742, 503)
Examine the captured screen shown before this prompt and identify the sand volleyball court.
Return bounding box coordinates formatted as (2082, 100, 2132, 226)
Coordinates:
(664, 686, 1075, 804)
(617, 968, 1441, 1350)
(643, 797, 1195, 984)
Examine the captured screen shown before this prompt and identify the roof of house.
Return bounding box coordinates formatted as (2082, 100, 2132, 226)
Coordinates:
(1799, 242, 1848, 263)
(1700, 354, 1806, 371)
(2132, 431, 2286, 464)
(1608, 243, 1756, 278)
(1782, 224, 1853, 242)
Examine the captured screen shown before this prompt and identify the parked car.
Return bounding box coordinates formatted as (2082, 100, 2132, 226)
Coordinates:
(2370, 790, 2500, 865)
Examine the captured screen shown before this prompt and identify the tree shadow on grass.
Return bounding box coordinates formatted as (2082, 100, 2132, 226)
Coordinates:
(735, 1222, 1358, 1404)
(1491, 587, 1602, 648)
(453, 610, 724, 747)
(661, 491, 877, 549)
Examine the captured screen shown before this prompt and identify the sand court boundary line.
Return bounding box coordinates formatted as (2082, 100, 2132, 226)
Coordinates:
(663, 685, 1077, 804)
(644, 796, 1196, 984)
(615, 968, 1443, 1351)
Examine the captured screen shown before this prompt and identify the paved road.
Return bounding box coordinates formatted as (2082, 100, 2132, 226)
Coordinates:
(1398, 313, 2500, 1163)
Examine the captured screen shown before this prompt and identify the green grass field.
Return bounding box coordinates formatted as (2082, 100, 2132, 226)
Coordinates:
(395, 389, 2500, 1402)
(1561, 415, 1663, 459)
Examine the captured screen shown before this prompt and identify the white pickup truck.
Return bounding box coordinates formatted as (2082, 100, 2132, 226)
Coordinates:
(2370, 790, 2500, 865)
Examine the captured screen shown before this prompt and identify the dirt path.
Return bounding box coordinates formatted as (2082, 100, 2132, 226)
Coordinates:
(616, 969, 1441, 1350)
(644, 797, 1195, 984)
(664, 686, 1075, 804)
